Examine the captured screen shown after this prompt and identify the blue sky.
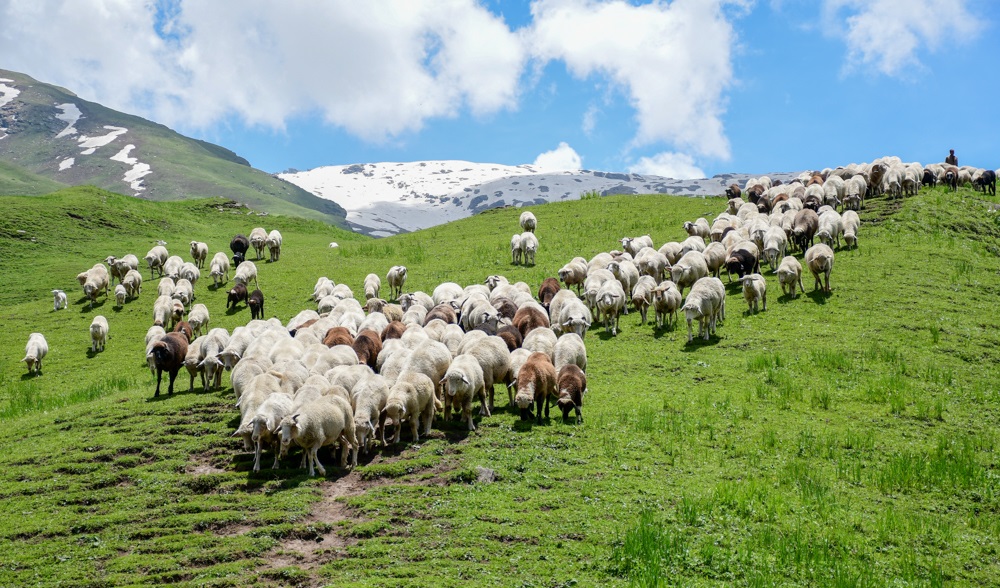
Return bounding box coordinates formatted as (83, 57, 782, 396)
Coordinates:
(1, 0, 996, 178)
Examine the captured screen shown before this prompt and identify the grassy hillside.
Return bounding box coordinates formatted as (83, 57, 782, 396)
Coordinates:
(0, 160, 67, 195)
(0, 185, 998, 587)
(0, 69, 348, 227)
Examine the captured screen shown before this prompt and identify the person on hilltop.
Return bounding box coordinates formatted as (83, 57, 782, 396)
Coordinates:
(945, 149, 958, 166)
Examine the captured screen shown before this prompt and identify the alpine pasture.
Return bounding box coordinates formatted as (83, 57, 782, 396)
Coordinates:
(0, 183, 998, 587)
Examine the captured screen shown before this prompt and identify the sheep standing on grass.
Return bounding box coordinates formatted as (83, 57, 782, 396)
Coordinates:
(248, 289, 265, 321)
(620, 235, 653, 257)
(352, 374, 391, 453)
(630, 276, 657, 325)
(209, 252, 230, 288)
(441, 354, 487, 431)
(144, 245, 168, 279)
(230, 234, 249, 267)
(805, 244, 835, 293)
(52, 289, 67, 311)
(652, 281, 683, 329)
(384, 371, 439, 441)
(251, 394, 294, 472)
(265, 230, 283, 262)
(741, 274, 767, 313)
(23, 333, 48, 375)
(234, 261, 259, 290)
(151, 332, 189, 396)
(189, 241, 208, 269)
(682, 277, 726, 343)
(596, 279, 626, 336)
(122, 270, 142, 299)
(114, 284, 127, 308)
(519, 210, 537, 233)
(187, 304, 210, 338)
(776, 256, 805, 299)
(278, 396, 358, 476)
(519, 232, 539, 266)
(363, 273, 381, 300)
(386, 266, 407, 300)
(82, 264, 110, 309)
(557, 364, 587, 424)
(249, 227, 268, 260)
(842, 210, 860, 249)
(514, 352, 557, 424)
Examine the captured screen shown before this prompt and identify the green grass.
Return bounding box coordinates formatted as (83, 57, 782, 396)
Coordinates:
(1, 183, 999, 586)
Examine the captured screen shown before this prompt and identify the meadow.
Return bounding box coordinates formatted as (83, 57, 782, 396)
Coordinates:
(0, 184, 998, 587)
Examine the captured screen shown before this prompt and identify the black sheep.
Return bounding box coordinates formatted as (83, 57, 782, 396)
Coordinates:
(975, 170, 996, 196)
(227, 283, 248, 310)
(556, 364, 587, 424)
(230, 234, 249, 267)
(725, 249, 760, 281)
(152, 332, 189, 397)
(248, 289, 264, 320)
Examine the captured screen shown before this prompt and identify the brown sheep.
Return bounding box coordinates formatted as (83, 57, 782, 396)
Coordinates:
(227, 283, 248, 309)
(492, 297, 519, 321)
(497, 325, 523, 352)
(512, 305, 550, 338)
(725, 183, 741, 200)
(172, 320, 193, 343)
(288, 318, 318, 337)
(380, 320, 406, 341)
(352, 329, 383, 370)
(537, 277, 561, 311)
(513, 352, 557, 423)
(556, 364, 587, 424)
(792, 209, 819, 252)
(248, 289, 265, 320)
(152, 332, 189, 397)
(323, 326, 355, 348)
(423, 303, 457, 325)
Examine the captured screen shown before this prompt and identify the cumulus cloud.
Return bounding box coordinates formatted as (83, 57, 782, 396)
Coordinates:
(628, 152, 705, 179)
(527, 0, 740, 160)
(823, 0, 983, 77)
(0, 0, 527, 138)
(533, 142, 582, 171)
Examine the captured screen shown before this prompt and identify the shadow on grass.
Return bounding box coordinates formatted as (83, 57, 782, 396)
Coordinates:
(806, 289, 832, 305)
(225, 305, 245, 316)
(680, 335, 720, 351)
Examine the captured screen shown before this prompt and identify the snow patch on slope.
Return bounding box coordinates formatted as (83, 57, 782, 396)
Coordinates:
(0, 78, 18, 109)
(54, 103, 82, 138)
(78, 126, 127, 154)
(110, 144, 152, 192)
(59, 157, 75, 171)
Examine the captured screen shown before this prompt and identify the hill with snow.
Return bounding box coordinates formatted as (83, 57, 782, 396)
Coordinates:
(280, 161, 802, 236)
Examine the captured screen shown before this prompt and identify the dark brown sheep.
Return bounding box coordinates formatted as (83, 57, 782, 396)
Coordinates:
(492, 297, 519, 321)
(380, 320, 406, 341)
(944, 166, 960, 192)
(423, 303, 457, 325)
(172, 320, 193, 343)
(248, 289, 264, 320)
(976, 170, 996, 196)
(869, 164, 887, 195)
(497, 325, 523, 352)
(353, 329, 383, 371)
(792, 209, 819, 252)
(725, 249, 760, 281)
(746, 184, 765, 204)
(230, 234, 249, 267)
(725, 183, 741, 199)
(152, 332, 189, 397)
(807, 174, 825, 187)
(323, 326, 355, 348)
(556, 364, 587, 424)
(473, 322, 499, 336)
(288, 318, 318, 337)
(537, 278, 561, 311)
(512, 305, 550, 338)
(513, 352, 557, 423)
(227, 283, 248, 309)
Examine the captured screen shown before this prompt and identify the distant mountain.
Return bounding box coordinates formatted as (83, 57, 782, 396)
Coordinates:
(281, 161, 802, 236)
(0, 69, 347, 227)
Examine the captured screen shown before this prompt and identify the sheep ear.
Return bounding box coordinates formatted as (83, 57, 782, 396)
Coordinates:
(292, 414, 299, 425)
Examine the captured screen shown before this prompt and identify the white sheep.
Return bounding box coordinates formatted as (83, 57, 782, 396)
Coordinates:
(680, 235, 707, 255)
(23, 332, 48, 375)
(384, 371, 438, 441)
(386, 265, 408, 300)
(620, 235, 653, 257)
(630, 275, 657, 325)
(462, 335, 511, 412)
(152, 294, 173, 327)
(249, 227, 268, 260)
(553, 332, 587, 374)
(52, 289, 67, 311)
(842, 210, 860, 249)
(652, 280, 683, 329)
(312, 277, 335, 302)
(702, 242, 727, 278)
(522, 327, 558, 363)
(519, 231, 539, 266)
(90, 315, 108, 353)
(234, 261, 259, 290)
(189, 241, 208, 269)
(162, 255, 184, 280)
(740, 273, 767, 313)
(187, 304, 210, 338)
(82, 264, 110, 309)
(683, 218, 711, 242)
(114, 284, 127, 307)
(251, 393, 294, 472)
(363, 273, 381, 300)
(208, 252, 230, 288)
(607, 260, 640, 310)
(634, 249, 669, 282)
(557, 259, 588, 293)
(441, 354, 487, 430)
(805, 244, 835, 293)
(596, 279, 626, 336)
(552, 296, 593, 339)
(265, 229, 283, 262)
(682, 277, 726, 342)
(519, 210, 537, 233)
(157, 277, 175, 298)
(817, 210, 843, 249)
(762, 226, 788, 271)
(776, 256, 805, 299)
(352, 374, 391, 453)
(122, 270, 143, 299)
(144, 245, 168, 279)
(669, 250, 709, 296)
(172, 278, 194, 309)
(179, 262, 200, 288)
(278, 395, 358, 475)
(511, 234, 523, 265)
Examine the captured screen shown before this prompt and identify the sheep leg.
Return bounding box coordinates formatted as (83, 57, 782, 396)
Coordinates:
(464, 399, 475, 431)
(535, 395, 544, 425)
(271, 443, 280, 470)
(575, 406, 583, 424)
(155, 369, 163, 396)
(410, 418, 420, 443)
(378, 412, 388, 446)
(253, 440, 262, 472)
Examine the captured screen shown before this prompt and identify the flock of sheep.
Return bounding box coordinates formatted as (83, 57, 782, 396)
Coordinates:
(19, 154, 985, 476)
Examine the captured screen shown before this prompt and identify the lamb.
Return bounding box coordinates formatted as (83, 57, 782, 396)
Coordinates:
(682, 277, 726, 343)
(805, 243, 835, 293)
(187, 304, 210, 338)
(740, 274, 767, 313)
(596, 279, 626, 336)
(519, 210, 537, 233)
(250, 393, 294, 472)
(683, 218, 711, 242)
(144, 245, 169, 278)
(234, 261, 259, 289)
(441, 354, 487, 430)
(249, 227, 268, 260)
(265, 229, 282, 262)
(189, 241, 208, 269)
(52, 289, 67, 311)
(278, 395, 358, 475)
(556, 364, 587, 424)
(776, 256, 805, 299)
(669, 251, 709, 296)
(151, 332, 189, 396)
(227, 283, 249, 310)
(558, 258, 588, 293)
(386, 266, 408, 300)
(114, 284, 127, 308)
(513, 352, 557, 423)
(511, 234, 523, 265)
(122, 270, 142, 299)
(171, 278, 194, 309)
(841, 210, 860, 249)
(352, 374, 391, 453)
(652, 280, 683, 329)
(384, 371, 438, 441)
(630, 275, 657, 325)
(519, 231, 539, 266)
(23, 332, 48, 375)
(620, 235, 653, 257)
(248, 289, 265, 320)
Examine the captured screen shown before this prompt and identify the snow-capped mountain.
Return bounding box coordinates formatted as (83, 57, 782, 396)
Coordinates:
(280, 161, 802, 236)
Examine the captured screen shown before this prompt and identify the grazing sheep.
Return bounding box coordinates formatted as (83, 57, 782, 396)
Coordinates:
(230, 234, 250, 267)
(974, 169, 996, 196)
(151, 294, 173, 328)
(82, 264, 110, 309)
(776, 256, 806, 299)
(519, 210, 537, 233)
(513, 352, 557, 423)
(234, 261, 259, 290)
(513, 304, 550, 338)
(352, 374, 391, 453)
(144, 245, 169, 279)
(227, 283, 249, 310)
(151, 332, 189, 396)
(173, 319, 193, 344)
(680, 235, 708, 255)
(441, 354, 487, 430)
(187, 304, 210, 338)
(630, 275, 657, 325)
(197, 328, 231, 390)
(792, 209, 819, 252)
(683, 218, 711, 242)
(805, 244, 835, 293)
(596, 279, 626, 336)
(669, 251, 709, 296)
(842, 210, 860, 249)
(652, 280, 683, 329)
(620, 235, 653, 257)
(23, 332, 48, 375)
(556, 364, 587, 424)
(52, 289, 68, 311)
(209, 252, 230, 288)
(189, 241, 208, 269)
(497, 324, 523, 351)
(182, 337, 205, 392)
(558, 258, 588, 293)
(519, 231, 539, 266)
(424, 303, 458, 326)
(114, 284, 127, 307)
(157, 277, 175, 298)
(386, 266, 408, 300)
(682, 277, 726, 343)
(384, 371, 438, 441)
(741, 274, 767, 313)
(248, 289, 265, 320)
(761, 226, 788, 272)
(122, 270, 142, 299)
(250, 393, 294, 472)
(278, 396, 358, 475)
(249, 227, 268, 260)
(361, 273, 381, 301)
(353, 329, 383, 371)
(265, 229, 282, 262)
(537, 277, 561, 311)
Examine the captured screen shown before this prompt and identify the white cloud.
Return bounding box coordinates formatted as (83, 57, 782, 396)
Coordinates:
(581, 103, 599, 136)
(628, 152, 705, 179)
(533, 142, 582, 171)
(823, 0, 983, 77)
(527, 0, 740, 160)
